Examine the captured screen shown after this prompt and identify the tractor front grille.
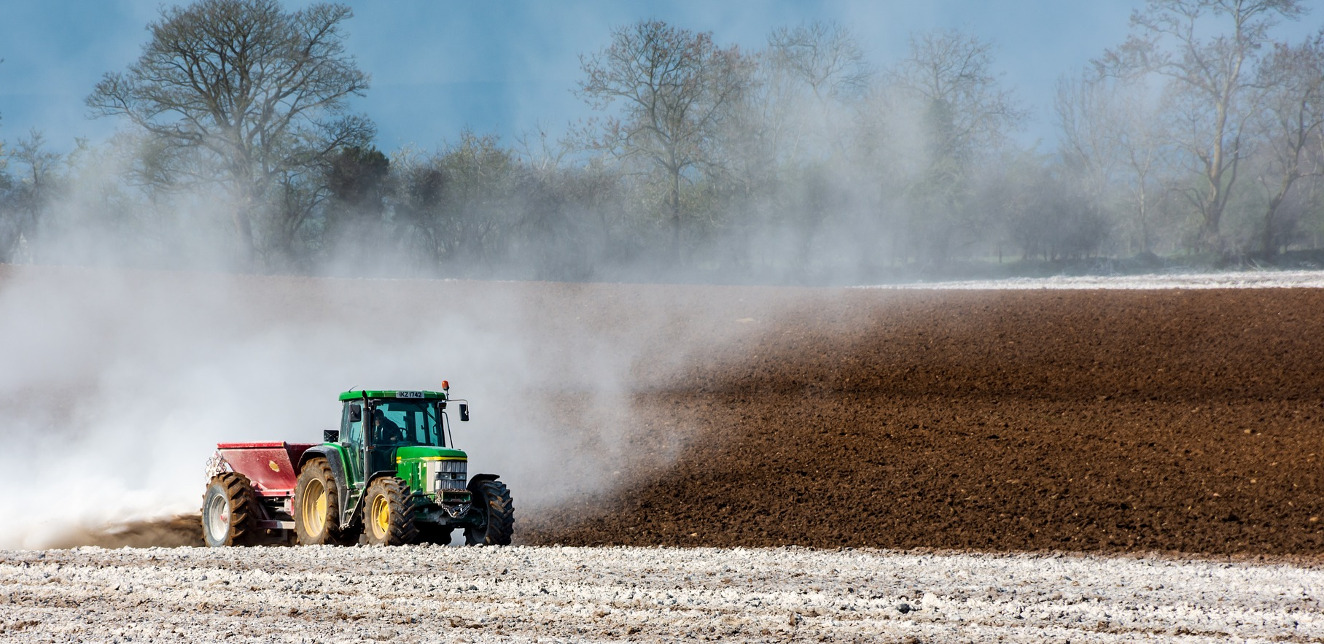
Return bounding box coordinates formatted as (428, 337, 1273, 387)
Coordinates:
(427, 459, 468, 494)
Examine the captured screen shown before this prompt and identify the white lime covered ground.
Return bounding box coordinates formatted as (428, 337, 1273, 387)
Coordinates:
(1, 545, 1320, 642)
(874, 269, 1324, 290)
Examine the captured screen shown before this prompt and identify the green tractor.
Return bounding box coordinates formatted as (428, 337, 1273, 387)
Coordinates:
(201, 384, 513, 547)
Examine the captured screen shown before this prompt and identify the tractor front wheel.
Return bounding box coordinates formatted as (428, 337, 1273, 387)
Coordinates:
(294, 458, 354, 546)
(363, 477, 419, 546)
(201, 472, 261, 547)
(464, 479, 514, 546)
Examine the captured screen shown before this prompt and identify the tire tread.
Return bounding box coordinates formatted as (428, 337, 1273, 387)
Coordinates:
(294, 457, 355, 546)
(202, 472, 261, 547)
(364, 477, 419, 546)
(465, 479, 514, 546)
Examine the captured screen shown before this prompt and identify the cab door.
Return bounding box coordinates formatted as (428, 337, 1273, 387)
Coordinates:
(364, 403, 398, 479)
(340, 402, 367, 504)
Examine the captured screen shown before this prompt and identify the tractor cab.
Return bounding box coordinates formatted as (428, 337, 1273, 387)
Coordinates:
(336, 391, 459, 484)
(329, 389, 473, 516)
(339, 394, 456, 447)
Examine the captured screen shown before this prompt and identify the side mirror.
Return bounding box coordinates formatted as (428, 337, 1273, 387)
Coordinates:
(459, 403, 469, 422)
(349, 404, 362, 423)
(323, 429, 340, 443)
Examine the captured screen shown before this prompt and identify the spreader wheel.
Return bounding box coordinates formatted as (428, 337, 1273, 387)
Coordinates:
(363, 477, 419, 546)
(201, 472, 261, 547)
(294, 457, 355, 545)
(465, 478, 514, 546)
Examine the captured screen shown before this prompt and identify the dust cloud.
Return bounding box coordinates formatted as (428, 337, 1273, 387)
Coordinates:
(0, 264, 773, 549)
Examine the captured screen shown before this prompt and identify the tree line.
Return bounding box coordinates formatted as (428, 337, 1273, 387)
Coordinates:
(1, 0, 1321, 282)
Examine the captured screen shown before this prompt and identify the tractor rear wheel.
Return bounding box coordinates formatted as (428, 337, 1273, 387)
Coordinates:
(294, 458, 354, 546)
(202, 472, 261, 547)
(363, 477, 419, 546)
(464, 479, 514, 546)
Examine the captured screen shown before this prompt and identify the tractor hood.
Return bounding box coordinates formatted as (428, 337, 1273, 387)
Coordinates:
(394, 445, 467, 462)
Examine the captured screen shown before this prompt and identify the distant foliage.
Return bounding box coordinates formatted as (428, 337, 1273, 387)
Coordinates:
(4, 3, 1324, 280)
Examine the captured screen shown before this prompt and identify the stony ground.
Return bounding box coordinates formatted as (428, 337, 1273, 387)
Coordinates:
(2, 545, 1323, 643)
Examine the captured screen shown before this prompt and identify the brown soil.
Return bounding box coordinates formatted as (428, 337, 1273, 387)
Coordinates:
(523, 288, 1324, 557)
(44, 514, 204, 549)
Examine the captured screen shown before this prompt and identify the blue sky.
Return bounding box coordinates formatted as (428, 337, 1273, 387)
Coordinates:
(1, 1, 1320, 155)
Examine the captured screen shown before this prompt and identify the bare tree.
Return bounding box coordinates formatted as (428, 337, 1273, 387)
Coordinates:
(704, 22, 871, 269)
(1098, 0, 1306, 252)
(1056, 73, 1171, 254)
(435, 131, 520, 267)
(886, 29, 1025, 262)
(2, 132, 63, 262)
(515, 131, 631, 272)
(87, 0, 371, 267)
(576, 20, 753, 263)
(1117, 89, 1172, 255)
(1055, 74, 1123, 197)
(891, 30, 1024, 166)
(767, 21, 870, 104)
(1251, 31, 1324, 257)
(763, 21, 871, 160)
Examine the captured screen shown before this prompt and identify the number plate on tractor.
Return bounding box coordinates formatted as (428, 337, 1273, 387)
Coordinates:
(396, 391, 424, 398)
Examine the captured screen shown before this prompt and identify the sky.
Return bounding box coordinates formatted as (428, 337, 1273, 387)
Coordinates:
(1, 1, 1321, 156)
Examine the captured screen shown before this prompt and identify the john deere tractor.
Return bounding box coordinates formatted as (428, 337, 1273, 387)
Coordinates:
(201, 384, 514, 547)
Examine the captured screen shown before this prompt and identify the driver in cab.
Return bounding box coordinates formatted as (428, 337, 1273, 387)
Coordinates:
(373, 408, 404, 444)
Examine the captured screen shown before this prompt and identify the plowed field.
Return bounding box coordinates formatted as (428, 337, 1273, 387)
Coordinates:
(523, 288, 1324, 557)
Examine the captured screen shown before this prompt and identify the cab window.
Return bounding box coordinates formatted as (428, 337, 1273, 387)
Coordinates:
(342, 402, 364, 445)
(373, 401, 444, 447)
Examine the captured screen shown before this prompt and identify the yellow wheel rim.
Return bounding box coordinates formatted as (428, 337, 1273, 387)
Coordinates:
(371, 494, 390, 539)
(302, 479, 326, 534)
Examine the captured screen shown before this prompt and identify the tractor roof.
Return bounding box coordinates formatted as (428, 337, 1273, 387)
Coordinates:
(338, 389, 448, 402)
